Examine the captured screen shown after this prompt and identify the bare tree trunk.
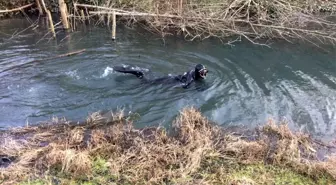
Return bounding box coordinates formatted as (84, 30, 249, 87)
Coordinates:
(112, 11, 116, 40)
(35, 0, 43, 15)
(40, 0, 48, 13)
(46, 10, 56, 38)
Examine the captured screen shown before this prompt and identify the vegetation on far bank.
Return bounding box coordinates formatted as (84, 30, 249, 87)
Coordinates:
(1, 0, 336, 47)
(84, 0, 336, 43)
(0, 107, 335, 185)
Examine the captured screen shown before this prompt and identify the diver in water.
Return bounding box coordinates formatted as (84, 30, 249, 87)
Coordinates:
(112, 64, 208, 88)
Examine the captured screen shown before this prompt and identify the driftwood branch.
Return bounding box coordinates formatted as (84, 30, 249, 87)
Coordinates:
(0, 3, 34, 13)
(45, 49, 86, 60)
(90, 10, 183, 18)
(74, 3, 130, 13)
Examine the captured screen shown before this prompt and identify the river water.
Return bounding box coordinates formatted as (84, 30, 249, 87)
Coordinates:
(0, 17, 335, 140)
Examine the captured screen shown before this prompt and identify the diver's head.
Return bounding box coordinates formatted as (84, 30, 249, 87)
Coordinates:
(195, 64, 208, 80)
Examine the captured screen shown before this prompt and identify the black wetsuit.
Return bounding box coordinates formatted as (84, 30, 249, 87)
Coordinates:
(113, 65, 202, 88)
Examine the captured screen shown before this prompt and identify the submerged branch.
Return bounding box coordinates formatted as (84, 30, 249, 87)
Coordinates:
(74, 3, 130, 13)
(40, 49, 86, 60)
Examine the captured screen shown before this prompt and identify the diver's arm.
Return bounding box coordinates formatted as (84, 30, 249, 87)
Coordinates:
(173, 83, 190, 89)
(181, 71, 195, 88)
(182, 83, 189, 88)
(113, 65, 145, 78)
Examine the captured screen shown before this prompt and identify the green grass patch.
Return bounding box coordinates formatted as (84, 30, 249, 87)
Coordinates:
(228, 163, 334, 185)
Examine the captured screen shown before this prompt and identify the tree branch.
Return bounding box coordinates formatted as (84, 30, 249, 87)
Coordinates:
(0, 3, 34, 14)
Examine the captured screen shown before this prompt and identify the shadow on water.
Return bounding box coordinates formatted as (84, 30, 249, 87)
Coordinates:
(0, 17, 335, 141)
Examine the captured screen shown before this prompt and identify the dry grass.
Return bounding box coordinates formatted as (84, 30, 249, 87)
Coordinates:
(0, 107, 335, 184)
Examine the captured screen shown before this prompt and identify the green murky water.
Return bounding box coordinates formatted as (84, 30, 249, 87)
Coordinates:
(0, 17, 335, 140)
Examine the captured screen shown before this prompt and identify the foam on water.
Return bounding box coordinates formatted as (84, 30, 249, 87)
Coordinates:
(101, 67, 114, 78)
(65, 70, 80, 80)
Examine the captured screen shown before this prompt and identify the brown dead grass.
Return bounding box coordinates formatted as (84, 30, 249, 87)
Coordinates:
(0, 107, 335, 184)
(315, 156, 336, 179)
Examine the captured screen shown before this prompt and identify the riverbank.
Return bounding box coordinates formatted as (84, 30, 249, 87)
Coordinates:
(1, 0, 336, 46)
(0, 108, 335, 184)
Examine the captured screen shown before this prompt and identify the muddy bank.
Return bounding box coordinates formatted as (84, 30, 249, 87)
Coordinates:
(0, 108, 335, 184)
